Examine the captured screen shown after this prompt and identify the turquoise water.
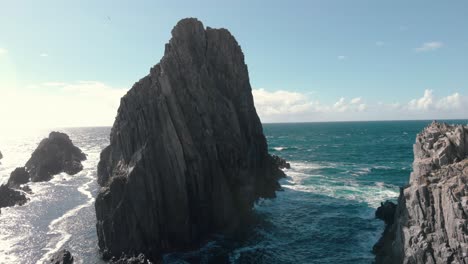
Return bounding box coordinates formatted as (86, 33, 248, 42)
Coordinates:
(1, 120, 467, 263)
(227, 120, 467, 263)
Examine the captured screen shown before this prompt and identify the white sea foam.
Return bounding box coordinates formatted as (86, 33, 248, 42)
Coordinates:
(36, 167, 96, 264)
(284, 166, 399, 208)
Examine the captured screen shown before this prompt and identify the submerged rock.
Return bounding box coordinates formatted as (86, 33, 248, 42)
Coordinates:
(49, 249, 74, 264)
(7, 167, 30, 188)
(0, 184, 27, 210)
(375, 121, 468, 264)
(25, 132, 86, 182)
(95, 18, 284, 261)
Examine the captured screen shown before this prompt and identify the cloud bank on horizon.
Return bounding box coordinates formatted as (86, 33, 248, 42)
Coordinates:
(0, 82, 465, 129)
(252, 88, 466, 123)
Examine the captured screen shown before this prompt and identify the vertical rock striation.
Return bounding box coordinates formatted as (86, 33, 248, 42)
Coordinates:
(95, 18, 284, 260)
(375, 121, 468, 264)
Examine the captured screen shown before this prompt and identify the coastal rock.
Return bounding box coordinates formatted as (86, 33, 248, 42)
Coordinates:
(25, 132, 86, 182)
(375, 121, 468, 264)
(95, 18, 284, 261)
(49, 249, 74, 264)
(7, 167, 30, 188)
(271, 155, 291, 169)
(0, 184, 28, 210)
(109, 253, 151, 264)
(375, 200, 396, 225)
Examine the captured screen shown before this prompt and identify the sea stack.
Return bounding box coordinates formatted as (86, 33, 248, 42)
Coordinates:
(374, 121, 468, 264)
(25, 131, 86, 182)
(95, 18, 284, 260)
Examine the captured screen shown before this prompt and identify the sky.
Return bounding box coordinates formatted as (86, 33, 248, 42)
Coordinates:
(0, 0, 467, 128)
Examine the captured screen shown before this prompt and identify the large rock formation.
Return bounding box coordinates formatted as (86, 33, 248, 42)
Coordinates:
(25, 132, 86, 182)
(374, 121, 468, 264)
(95, 18, 284, 260)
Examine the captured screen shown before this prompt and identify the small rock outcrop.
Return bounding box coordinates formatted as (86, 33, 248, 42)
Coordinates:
(271, 155, 291, 169)
(0, 184, 27, 210)
(374, 121, 468, 264)
(7, 167, 30, 188)
(25, 132, 86, 182)
(375, 200, 396, 225)
(95, 18, 284, 261)
(49, 249, 74, 264)
(0, 149, 3, 160)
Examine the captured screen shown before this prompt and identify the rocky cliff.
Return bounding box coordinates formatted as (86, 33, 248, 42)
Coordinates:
(375, 121, 468, 264)
(95, 18, 284, 260)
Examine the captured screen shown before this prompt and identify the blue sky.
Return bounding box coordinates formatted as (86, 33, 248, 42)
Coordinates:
(0, 0, 467, 127)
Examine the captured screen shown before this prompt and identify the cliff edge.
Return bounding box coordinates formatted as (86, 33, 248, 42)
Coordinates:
(375, 121, 468, 264)
(95, 18, 284, 260)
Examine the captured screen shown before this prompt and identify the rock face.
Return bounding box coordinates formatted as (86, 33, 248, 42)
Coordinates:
(95, 18, 284, 260)
(375, 121, 468, 264)
(49, 249, 74, 264)
(7, 167, 30, 188)
(26, 132, 86, 182)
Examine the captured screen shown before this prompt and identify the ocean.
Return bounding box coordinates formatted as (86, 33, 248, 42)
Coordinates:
(0, 120, 466, 264)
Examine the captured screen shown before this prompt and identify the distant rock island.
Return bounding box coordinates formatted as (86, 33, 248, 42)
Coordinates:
(95, 18, 285, 261)
(374, 121, 468, 263)
(0, 132, 86, 212)
(26, 131, 86, 182)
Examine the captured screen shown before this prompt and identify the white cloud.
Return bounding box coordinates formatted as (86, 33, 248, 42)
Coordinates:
(350, 97, 362, 104)
(252, 89, 367, 122)
(337, 55, 347, 60)
(415, 42, 443, 52)
(252, 89, 313, 116)
(252, 88, 466, 123)
(407, 89, 466, 112)
(436, 93, 463, 110)
(0, 81, 127, 129)
(0, 48, 7, 55)
(40, 53, 48, 57)
(408, 89, 434, 110)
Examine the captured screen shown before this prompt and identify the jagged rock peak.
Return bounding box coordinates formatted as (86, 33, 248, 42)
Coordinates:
(411, 121, 467, 183)
(95, 18, 284, 261)
(374, 121, 468, 264)
(25, 131, 86, 182)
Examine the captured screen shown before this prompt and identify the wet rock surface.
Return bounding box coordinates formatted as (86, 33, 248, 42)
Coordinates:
(7, 167, 30, 188)
(26, 131, 86, 182)
(95, 18, 284, 261)
(375, 121, 468, 264)
(49, 249, 74, 264)
(109, 253, 152, 264)
(271, 155, 291, 169)
(0, 184, 28, 211)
